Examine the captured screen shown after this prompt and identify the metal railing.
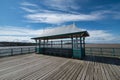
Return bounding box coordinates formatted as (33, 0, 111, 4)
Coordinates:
(0, 47, 36, 57)
(1, 46, 119, 58)
(85, 47, 120, 58)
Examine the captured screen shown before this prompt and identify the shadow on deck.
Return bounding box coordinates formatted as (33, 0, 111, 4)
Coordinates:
(84, 55, 120, 65)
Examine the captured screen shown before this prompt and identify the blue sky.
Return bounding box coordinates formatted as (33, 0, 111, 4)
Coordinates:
(0, 0, 120, 43)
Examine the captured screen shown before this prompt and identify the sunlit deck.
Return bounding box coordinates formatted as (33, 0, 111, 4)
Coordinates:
(0, 54, 120, 80)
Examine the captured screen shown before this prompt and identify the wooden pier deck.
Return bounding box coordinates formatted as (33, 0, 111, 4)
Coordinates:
(0, 54, 120, 80)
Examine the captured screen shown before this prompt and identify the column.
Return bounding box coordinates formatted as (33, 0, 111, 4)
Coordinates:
(80, 37, 82, 49)
(39, 39, 41, 53)
(76, 37, 78, 49)
(51, 41, 53, 48)
(83, 37, 85, 57)
(43, 39, 45, 54)
(35, 39, 37, 53)
(71, 36, 73, 50)
(46, 39, 48, 48)
(43, 39, 45, 48)
(80, 37, 83, 58)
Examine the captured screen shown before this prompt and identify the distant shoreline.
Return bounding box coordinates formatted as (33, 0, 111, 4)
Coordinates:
(86, 43, 120, 48)
(0, 43, 120, 48)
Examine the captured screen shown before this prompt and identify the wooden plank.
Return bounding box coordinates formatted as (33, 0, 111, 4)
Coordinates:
(0, 54, 119, 80)
(66, 61, 82, 80)
(109, 64, 120, 80)
(39, 59, 70, 80)
(40, 61, 72, 80)
(0, 55, 49, 70)
(62, 62, 79, 80)
(0, 56, 52, 79)
(48, 61, 75, 80)
(71, 61, 83, 80)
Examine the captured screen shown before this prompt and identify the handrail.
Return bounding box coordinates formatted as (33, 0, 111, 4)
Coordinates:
(0, 47, 36, 57)
(85, 47, 120, 57)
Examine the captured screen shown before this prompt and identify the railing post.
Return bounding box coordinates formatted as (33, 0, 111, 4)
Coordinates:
(113, 48, 115, 56)
(28, 48, 30, 53)
(21, 48, 22, 54)
(90, 48, 92, 55)
(61, 40, 63, 48)
(11, 49, 13, 56)
(35, 47, 36, 53)
(51, 41, 53, 48)
(100, 48, 103, 56)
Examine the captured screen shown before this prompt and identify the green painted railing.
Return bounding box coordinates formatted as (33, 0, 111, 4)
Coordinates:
(85, 47, 120, 58)
(0, 47, 36, 57)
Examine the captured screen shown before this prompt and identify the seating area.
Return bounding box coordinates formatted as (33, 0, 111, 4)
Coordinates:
(44, 48, 73, 57)
(32, 31, 89, 59)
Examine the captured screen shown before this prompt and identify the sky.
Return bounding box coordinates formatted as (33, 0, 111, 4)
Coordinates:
(0, 0, 120, 43)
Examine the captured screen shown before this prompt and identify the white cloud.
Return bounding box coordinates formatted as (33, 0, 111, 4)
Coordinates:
(0, 36, 33, 42)
(20, 1, 120, 24)
(86, 30, 116, 43)
(43, 0, 80, 11)
(21, 2, 38, 7)
(0, 26, 42, 36)
(25, 13, 102, 24)
(91, 10, 120, 20)
(0, 25, 119, 43)
(0, 26, 43, 42)
(20, 7, 37, 13)
(20, 7, 56, 13)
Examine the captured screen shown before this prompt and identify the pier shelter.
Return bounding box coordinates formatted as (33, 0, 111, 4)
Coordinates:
(32, 31, 89, 59)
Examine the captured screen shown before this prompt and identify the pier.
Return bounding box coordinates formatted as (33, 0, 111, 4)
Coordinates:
(0, 53, 119, 80)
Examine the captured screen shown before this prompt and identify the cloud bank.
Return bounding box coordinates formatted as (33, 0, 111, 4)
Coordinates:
(25, 13, 102, 24)
(0, 25, 119, 43)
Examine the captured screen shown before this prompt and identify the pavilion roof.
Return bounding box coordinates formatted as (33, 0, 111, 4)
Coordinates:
(32, 31, 89, 40)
